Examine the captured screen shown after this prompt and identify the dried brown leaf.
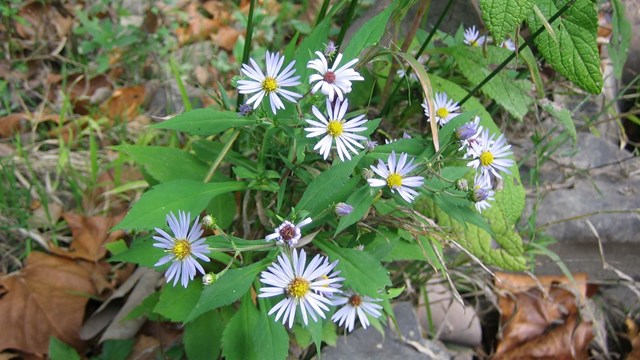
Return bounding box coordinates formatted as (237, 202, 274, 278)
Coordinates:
(50, 212, 125, 262)
(0, 252, 96, 354)
(495, 314, 593, 360)
(99, 85, 146, 121)
(0, 114, 27, 138)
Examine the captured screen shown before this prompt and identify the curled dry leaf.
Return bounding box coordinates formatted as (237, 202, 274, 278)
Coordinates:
(0, 252, 96, 354)
(494, 272, 595, 359)
(50, 212, 125, 262)
(626, 318, 640, 360)
(16, 1, 73, 42)
(99, 85, 147, 121)
(495, 314, 593, 360)
(175, 1, 230, 45)
(0, 114, 27, 138)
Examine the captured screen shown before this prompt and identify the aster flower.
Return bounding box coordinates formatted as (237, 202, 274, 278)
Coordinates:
(467, 129, 515, 183)
(237, 51, 302, 114)
(304, 99, 368, 161)
(457, 116, 483, 155)
(464, 26, 486, 47)
(500, 38, 516, 51)
(153, 211, 211, 288)
(313, 258, 344, 298)
(265, 218, 313, 246)
(471, 173, 495, 212)
(331, 291, 383, 333)
(422, 92, 461, 126)
(308, 51, 364, 101)
(238, 103, 253, 116)
(258, 249, 343, 328)
(367, 151, 425, 203)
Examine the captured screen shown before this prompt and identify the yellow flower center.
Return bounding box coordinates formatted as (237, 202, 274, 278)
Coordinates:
(349, 294, 362, 307)
(387, 173, 403, 188)
(471, 40, 479, 47)
(436, 107, 449, 119)
(171, 239, 191, 261)
(480, 151, 494, 166)
(327, 120, 344, 137)
(262, 77, 277, 93)
(287, 277, 310, 299)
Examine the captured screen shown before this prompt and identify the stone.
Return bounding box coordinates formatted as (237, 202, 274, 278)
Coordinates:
(322, 302, 451, 360)
(417, 280, 482, 347)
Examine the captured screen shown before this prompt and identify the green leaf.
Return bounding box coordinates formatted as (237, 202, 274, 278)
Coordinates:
(48, 337, 80, 360)
(115, 145, 209, 182)
(335, 185, 373, 235)
(294, 17, 331, 85)
(295, 153, 363, 215)
(186, 257, 272, 322)
(610, 0, 631, 80)
(221, 295, 260, 360)
(124, 291, 161, 321)
(415, 175, 527, 270)
(254, 299, 289, 360)
(152, 109, 257, 135)
(184, 310, 225, 360)
(206, 192, 236, 229)
(316, 239, 391, 297)
(109, 236, 161, 267)
(97, 339, 134, 360)
(154, 280, 202, 322)
(342, 3, 395, 61)
(526, 0, 602, 94)
(480, 0, 535, 44)
(105, 239, 128, 256)
(540, 99, 577, 144)
(447, 46, 533, 120)
(114, 180, 246, 230)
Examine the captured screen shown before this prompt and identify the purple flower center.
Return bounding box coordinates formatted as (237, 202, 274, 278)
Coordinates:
(279, 224, 296, 241)
(323, 71, 336, 84)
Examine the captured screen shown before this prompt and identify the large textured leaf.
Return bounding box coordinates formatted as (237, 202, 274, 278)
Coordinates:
(447, 46, 533, 120)
(526, 0, 602, 94)
(152, 109, 256, 135)
(316, 239, 391, 297)
(342, 3, 395, 61)
(480, 0, 535, 44)
(184, 310, 225, 360)
(221, 296, 260, 360)
(415, 175, 527, 270)
(186, 257, 272, 322)
(610, 0, 631, 80)
(115, 145, 208, 182)
(114, 180, 246, 230)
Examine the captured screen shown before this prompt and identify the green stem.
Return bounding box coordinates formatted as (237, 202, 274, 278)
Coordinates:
(336, 0, 359, 52)
(458, 0, 578, 106)
(203, 129, 241, 183)
(236, 0, 257, 109)
(315, 0, 331, 26)
(169, 57, 192, 112)
(380, 0, 452, 117)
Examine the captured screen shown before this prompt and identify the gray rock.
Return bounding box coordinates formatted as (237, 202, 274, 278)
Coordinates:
(521, 132, 640, 244)
(322, 302, 451, 360)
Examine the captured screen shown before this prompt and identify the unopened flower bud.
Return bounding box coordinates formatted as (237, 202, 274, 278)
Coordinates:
(335, 202, 354, 216)
(471, 187, 490, 203)
(238, 103, 253, 116)
(365, 140, 378, 151)
(362, 168, 374, 180)
(456, 179, 468, 192)
(202, 215, 216, 229)
(324, 41, 338, 57)
(202, 273, 216, 286)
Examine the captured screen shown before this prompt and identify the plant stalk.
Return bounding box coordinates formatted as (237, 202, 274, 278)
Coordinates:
(203, 129, 241, 183)
(236, 0, 257, 109)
